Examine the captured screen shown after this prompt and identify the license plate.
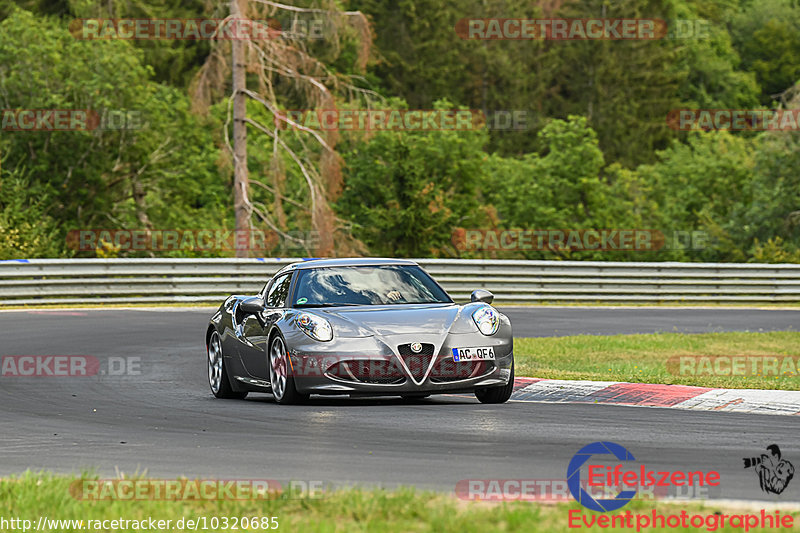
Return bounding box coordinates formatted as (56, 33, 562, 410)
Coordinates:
(452, 346, 496, 362)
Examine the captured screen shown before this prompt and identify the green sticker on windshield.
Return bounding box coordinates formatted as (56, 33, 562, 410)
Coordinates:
(296, 297, 308, 304)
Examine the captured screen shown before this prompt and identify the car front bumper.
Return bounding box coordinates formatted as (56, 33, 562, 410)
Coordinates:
(284, 331, 514, 396)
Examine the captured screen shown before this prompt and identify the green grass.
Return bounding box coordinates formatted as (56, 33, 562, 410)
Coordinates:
(514, 331, 800, 390)
(0, 473, 797, 532)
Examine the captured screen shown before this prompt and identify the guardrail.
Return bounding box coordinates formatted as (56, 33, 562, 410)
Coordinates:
(1, 258, 799, 306)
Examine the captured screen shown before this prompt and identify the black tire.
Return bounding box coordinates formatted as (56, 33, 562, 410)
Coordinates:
(475, 360, 514, 404)
(269, 334, 309, 405)
(207, 330, 248, 399)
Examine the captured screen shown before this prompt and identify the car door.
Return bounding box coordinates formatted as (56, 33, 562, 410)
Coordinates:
(238, 272, 293, 378)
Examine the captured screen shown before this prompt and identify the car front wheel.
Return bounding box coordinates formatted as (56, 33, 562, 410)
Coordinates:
(475, 361, 514, 404)
(269, 334, 309, 405)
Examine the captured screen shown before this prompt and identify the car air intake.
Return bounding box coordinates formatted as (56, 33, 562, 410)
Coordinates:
(397, 343, 435, 381)
(324, 360, 405, 385)
(430, 360, 494, 383)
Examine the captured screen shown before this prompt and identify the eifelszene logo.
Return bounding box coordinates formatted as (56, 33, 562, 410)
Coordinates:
(567, 441, 638, 512)
(743, 444, 795, 495)
(567, 441, 721, 513)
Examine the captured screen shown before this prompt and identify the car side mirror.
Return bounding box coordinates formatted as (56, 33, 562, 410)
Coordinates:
(239, 297, 265, 315)
(470, 289, 494, 304)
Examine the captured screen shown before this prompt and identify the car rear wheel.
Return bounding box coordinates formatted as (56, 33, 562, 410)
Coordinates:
(475, 361, 514, 404)
(208, 331, 247, 399)
(269, 335, 309, 405)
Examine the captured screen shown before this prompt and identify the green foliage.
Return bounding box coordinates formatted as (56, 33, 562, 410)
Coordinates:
(347, 0, 551, 155)
(674, 20, 760, 110)
(348, 0, 765, 166)
(0, 164, 65, 258)
(2, 0, 800, 262)
(337, 100, 489, 257)
(729, 0, 800, 103)
(631, 128, 800, 263)
(0, 0, 213, 87)
(636, 131, 757, 261)
(739, 130, 800, 257)
(543, 0, 684, 167)
(0, 8, 225, 258)
(483, 117, 650, 260)
(751, 237, 800, 263)
(486, 116, 605, 229)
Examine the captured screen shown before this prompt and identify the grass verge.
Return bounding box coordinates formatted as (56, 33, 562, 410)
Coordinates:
(0, 473, 797, 532)
(514, 331, 800, 390)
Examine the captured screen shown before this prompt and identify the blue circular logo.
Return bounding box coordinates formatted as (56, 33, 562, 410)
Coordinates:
(567, 441, 638, 512)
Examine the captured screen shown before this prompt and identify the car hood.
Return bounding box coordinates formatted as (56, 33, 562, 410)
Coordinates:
(314, 303, 478, 338)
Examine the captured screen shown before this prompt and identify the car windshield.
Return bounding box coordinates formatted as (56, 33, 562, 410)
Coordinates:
(292, 265, 452, 307)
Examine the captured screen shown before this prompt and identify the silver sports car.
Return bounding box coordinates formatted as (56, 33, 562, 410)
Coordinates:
(205, 258, 514, 404)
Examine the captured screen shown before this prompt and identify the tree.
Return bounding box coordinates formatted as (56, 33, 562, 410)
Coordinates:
(0, 8, 224, 257)
(192, 0, 374, 256)
(0, 163, 64, 259)
(737, 97, 800, 260)
(636, 131, 757, 261)
(230, 0, 251, 257)
(337, 100, 489, 257)
(1, 0, 213, 88)
(483, 116, 637, 260)
(729, 0, 800, 104)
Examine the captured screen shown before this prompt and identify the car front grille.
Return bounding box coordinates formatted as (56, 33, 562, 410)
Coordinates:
(324, 360, 405, 385)
(322, 346, 491, 385)
(358, 375, 406, 385)
(397, 343, 435, 381)
(429, 359, 495, 383)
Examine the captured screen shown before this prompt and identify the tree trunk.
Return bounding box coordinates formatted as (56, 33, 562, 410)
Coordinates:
(231, 0, 250, 258)
(132, 177, 154, 257)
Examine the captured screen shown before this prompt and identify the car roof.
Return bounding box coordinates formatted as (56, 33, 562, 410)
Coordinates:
(281, 257, 419, 273)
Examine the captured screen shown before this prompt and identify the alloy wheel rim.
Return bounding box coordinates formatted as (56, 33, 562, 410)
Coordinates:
(270, 337, 288, 400)
(208, 333, 223, 394)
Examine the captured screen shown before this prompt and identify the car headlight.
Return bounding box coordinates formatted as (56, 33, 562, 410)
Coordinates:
(296, 312, 333, 342)
(472, 306, 499, 336)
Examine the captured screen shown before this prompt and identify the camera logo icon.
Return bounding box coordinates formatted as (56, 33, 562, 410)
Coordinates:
(743, 444, 794, 495)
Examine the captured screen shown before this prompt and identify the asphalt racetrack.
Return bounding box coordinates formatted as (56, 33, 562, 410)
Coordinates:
(1, 306, 798, 502)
